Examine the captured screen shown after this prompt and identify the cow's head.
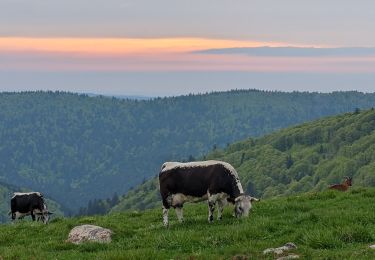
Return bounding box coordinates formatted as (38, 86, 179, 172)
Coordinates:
(36, 204, 53, 224)
(344, 176, 353, 186)
(234, 195, 259, 217)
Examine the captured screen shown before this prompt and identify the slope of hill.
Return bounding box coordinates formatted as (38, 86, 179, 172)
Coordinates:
(1, 90, 375, 211)
(0, 189, 374, 259)
(0, 182, 20, 223)
(112, 108, 375, 212)
(0, 181, 64, 223)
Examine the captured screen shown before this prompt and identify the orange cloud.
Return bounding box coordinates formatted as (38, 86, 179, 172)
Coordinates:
(1, 37, 373, 73)
(0, 37, 295, 55)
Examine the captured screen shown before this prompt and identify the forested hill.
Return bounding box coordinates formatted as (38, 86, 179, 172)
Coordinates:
(1, 90, 375, 211)
(112, 108, 375, 212)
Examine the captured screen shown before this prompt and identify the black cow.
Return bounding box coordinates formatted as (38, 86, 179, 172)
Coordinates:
(159, 160, 259, 226)
(10, 192, 52, 224)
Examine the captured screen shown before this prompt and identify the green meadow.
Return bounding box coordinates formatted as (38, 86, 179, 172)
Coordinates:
(1, 188, 374, 259)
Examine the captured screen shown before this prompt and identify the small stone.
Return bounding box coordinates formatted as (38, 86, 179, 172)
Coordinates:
(263, 248, 275, 255)
(284, 242, 297, 249)
(273, 248, 284, 255)
(67, 224, 113, 244)
(369, 245, 375, 249)
(263, 242, 297, 255)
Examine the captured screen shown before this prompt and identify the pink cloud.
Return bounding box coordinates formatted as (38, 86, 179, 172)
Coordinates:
(1, 50, 375, 73)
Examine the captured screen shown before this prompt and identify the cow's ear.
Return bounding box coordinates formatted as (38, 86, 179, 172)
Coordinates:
(250, 197, 260, 202)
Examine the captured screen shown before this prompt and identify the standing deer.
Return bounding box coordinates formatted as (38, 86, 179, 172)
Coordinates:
(329, 176, 352, 191)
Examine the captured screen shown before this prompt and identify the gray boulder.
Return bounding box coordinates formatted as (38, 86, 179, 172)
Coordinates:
(67, 224, 113, 244)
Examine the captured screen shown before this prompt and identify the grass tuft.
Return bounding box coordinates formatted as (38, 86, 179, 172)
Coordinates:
(337, 226, 373, 243)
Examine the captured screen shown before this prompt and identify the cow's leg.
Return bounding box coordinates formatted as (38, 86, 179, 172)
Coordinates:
(162, 206, 169, 227)
(208, 201, 216, 222)
(207, 194, 216, 223)
(217, 199, 225, 220)
(11, 214, 16, 224)
(162, 195, 172, 227)
(31, 211, 36, 221)
(175, 206, 184, 223)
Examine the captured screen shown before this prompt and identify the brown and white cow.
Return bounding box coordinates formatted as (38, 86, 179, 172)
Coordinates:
(159, 160, 259, 226)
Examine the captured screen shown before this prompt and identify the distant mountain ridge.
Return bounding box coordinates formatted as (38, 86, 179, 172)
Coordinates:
(194, 46, 375, 57)
(85, 93, 153, 100)
(1, 90, 375, 212)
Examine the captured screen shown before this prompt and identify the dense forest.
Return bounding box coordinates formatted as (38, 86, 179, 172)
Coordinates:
(1, 90, 375, 211)
(111, 108, 375, 212)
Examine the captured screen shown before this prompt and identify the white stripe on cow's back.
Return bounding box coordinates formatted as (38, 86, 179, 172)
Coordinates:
(161, 160, 244, 194)
(12, 192, 42, 198)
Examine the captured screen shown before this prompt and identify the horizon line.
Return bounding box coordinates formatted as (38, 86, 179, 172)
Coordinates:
(1, 88, 373, 99)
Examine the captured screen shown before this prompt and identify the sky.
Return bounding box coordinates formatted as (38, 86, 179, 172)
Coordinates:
(1, 0, 375, 96)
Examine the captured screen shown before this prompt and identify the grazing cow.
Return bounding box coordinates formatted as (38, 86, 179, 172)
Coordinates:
(159, 160, 259, 227)
(329, 176, 353, 191)
(10, 192, 52, 224)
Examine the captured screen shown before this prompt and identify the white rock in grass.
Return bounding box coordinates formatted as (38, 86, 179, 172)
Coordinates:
(370, 245, 375, 249)
(263, 242, 297, 255)
(67, 224, 113, 244)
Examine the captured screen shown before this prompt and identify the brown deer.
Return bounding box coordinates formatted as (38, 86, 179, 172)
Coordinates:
(329, 176, 352, 191)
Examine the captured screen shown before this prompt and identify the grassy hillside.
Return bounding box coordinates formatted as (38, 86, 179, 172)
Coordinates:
(1, 90, 375, 211)
(113, 108, 375, 212)
(1, 189, 374, 259)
